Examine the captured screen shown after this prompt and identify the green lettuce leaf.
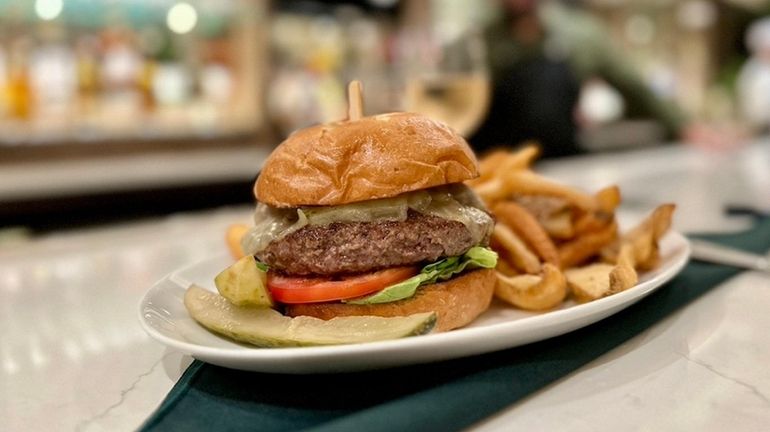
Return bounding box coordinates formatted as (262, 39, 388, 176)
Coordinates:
(346, 275, 426, 304)
(344, 246, 498, 305)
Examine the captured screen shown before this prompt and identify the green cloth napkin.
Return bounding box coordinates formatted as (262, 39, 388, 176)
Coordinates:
(142, 218, 770, 432)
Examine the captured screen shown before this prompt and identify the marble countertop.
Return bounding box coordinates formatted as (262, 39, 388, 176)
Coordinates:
(1, 141, 769, 431)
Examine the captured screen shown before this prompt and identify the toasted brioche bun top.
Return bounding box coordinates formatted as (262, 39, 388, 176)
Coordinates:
(255, 112, 479, 208)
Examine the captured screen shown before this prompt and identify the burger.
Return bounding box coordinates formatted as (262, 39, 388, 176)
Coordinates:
(239, 108, 498, 332)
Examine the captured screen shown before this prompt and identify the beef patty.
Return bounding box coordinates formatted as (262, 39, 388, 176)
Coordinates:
(256, 211, 476, 276)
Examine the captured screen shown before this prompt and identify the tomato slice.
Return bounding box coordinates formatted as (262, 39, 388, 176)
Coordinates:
(267, 266, 418, 304)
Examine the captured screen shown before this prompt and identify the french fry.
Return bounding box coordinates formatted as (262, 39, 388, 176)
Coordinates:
(628, 231, 655, 269)
(565, 263, 614, 303)
(566, 246, 638, 303)
(469, 145, 540, 199)
(469, 150, 674, 309)
(495, 256, 520, 277)
(625, 203, 674, 242)
(493, 201, 560, 266)
(622, 204, 675, 271)
(500, 143, 540, 171)
(491, 224, 541, 274)
(225, 224, 249, 260)
(541, 211, 575, 239)
(650, 204, 675, 239)
(495, 263, 567, 310)
(514, 195, 571, 219)
(616, 242, 637, 267)
(609, 265, 638, 293)
(572, 209, 613, 236)
(609, 244, 638, 293)
(558, 219, 618, 268)
(599, 242, 619, 264)
(474, 177, 510, 205)
(570, 186, 619, 236)
(468, 150, 511, 187)
(595, 185, 621, 214)
(514, 195, 575, 239)
(502, 170, 597, 211)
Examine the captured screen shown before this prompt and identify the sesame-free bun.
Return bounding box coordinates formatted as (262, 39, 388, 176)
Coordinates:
(284, 268, 496, 332)
(255, 112, 479, 208)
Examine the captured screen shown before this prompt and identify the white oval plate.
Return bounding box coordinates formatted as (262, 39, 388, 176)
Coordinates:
(139, 231, 690, 374)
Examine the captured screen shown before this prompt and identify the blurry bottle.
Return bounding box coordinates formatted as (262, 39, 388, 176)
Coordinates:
(30, 24, 77, 123)
(5, 38, 33, 120)
(136, 26, 172, 113)
(100, 27, 143, 125)
(138, 59, 156, 111)
(0, 44, 6, 117)
(149, 27, 193, 109)
(101, 30, 141, 91)
(200, 62, 233, 105)
(75, 36, 101, 117)
(152, 62, 192, 108)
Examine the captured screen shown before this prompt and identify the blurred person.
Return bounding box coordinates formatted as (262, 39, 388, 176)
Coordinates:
(737, 17, 770, 134)
(472, 0, 690, 158)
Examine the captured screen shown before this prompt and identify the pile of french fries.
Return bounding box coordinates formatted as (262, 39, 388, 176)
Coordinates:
(468, 145, 675, 311)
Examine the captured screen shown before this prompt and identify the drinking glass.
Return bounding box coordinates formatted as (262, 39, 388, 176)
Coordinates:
(400, 30, 490, 137)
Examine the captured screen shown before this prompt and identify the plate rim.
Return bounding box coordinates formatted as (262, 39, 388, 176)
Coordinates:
(138, 231, 690, 364)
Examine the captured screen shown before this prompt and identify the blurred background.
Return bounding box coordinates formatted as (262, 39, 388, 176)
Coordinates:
(0, 0, 768, 231)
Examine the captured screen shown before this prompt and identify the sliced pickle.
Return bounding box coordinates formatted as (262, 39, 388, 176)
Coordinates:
(184, 285, 437, 347)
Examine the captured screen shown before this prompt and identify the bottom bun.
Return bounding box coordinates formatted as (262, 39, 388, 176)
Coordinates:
(285, 268, 496, 332)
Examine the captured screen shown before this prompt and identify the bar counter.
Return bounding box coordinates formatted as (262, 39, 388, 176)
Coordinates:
(2, 140, 769, 431)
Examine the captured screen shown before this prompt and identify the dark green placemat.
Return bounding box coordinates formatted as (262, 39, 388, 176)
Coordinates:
(142, 218, 770, 432)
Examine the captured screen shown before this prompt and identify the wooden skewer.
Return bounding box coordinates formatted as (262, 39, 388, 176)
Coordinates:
(347, 80, 363, 121)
